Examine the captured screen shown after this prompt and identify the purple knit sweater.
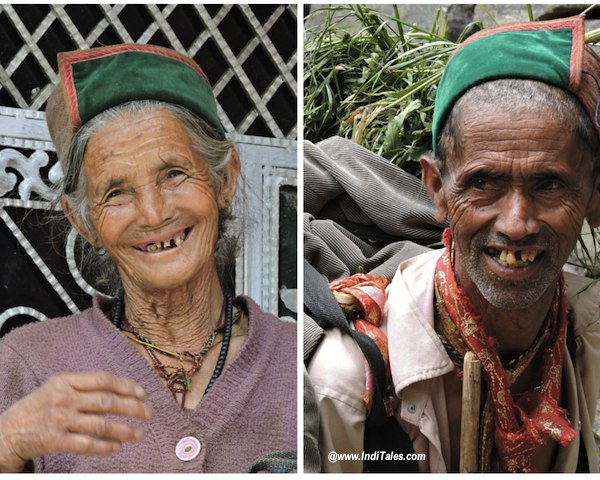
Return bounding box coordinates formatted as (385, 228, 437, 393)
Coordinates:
(0, 295, 297, 473)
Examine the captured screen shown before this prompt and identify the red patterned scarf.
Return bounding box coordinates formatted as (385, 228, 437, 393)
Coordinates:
(434, 229, 576, 472)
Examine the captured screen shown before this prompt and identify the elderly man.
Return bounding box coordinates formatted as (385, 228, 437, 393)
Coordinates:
(307, 16, 600, 473)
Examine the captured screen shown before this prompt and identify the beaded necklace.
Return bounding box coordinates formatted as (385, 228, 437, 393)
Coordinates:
(113, 294, 234, 407)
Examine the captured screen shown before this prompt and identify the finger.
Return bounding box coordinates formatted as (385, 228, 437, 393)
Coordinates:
(66, 415, 146, 444)
(71, 391, 154, 420)
(14, 424, 124, 462)
(49, 371, 147, 399)
(45, 432, 123, 458)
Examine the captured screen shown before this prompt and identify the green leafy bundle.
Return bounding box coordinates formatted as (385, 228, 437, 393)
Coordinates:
(304, 5, 466, 176)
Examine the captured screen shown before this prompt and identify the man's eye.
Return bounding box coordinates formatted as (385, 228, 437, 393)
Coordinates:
(470, 177, 491, 190)
(538, 179, 563, 191)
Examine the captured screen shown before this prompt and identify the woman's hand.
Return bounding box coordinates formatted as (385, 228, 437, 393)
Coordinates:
(0, 371, 154, 472)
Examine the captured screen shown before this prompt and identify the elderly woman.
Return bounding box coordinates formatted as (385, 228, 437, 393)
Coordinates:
(0, 44, 296, 473)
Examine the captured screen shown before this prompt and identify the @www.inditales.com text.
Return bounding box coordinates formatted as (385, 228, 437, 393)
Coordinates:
(327, 450, 426, 463)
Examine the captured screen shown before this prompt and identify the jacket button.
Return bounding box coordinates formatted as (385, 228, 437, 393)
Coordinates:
(176, 436, 201, 461)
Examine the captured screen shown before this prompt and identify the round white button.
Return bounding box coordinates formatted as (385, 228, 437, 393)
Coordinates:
(176, 436, 201, 461)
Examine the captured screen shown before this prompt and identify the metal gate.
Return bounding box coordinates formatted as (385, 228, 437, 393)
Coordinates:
(0, 4, 297, 336)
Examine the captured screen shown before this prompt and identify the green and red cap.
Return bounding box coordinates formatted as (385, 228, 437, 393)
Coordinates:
(432, 15, 600, 155)
(46, 44, 223, 167)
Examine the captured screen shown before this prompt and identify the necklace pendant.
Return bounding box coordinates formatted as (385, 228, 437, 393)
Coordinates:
(169, 374, 189, 394)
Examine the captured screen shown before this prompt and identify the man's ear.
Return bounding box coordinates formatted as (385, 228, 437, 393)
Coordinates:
(218, 148, 241, 209)
(420, 156, 448, 224)
(60, 196, 99, 247)
(586, 174, 600, 228)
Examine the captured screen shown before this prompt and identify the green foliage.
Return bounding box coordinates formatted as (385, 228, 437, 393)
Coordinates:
(304, 5, 472, 176)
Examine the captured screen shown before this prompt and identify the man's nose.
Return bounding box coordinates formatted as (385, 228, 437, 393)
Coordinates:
(495, 189, 540, 240)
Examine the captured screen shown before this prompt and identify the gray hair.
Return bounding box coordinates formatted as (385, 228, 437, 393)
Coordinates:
(436, 78, 600, 177)
(58, 100, 238, 296)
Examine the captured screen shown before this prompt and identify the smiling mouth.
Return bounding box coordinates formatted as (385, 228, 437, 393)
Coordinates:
(485, 247, 543, 269)
(135, 227, 191, 253)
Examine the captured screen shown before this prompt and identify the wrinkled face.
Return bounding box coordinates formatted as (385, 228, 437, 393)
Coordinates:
(81, 109, 228, 292)
(432, 106, 597, 310)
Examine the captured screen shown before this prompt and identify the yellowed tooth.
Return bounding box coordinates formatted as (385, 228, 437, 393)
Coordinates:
(500, 250, 507, 262)
(506, 251, 516, 266)
(521, 250, 536, 262)
(147, 244, 158, 252)
(175, 236, 183, 246)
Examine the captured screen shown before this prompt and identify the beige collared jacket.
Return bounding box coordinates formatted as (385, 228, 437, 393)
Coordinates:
(307, 249, 600, 472)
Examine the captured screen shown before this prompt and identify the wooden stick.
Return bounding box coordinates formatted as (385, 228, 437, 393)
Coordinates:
(460, 351, 482, 473)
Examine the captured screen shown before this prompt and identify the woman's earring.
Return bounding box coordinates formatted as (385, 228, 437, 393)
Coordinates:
(95, 247, 107, 256)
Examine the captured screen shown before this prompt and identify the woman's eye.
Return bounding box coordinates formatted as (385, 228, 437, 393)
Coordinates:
(167, 169, 185, 179)
(103, 189, 131, 205)
(107, 190, 123, 199)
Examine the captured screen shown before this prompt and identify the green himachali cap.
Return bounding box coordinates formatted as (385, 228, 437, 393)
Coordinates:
(432, 15, 600, 155)
(46, 43, 224, 168)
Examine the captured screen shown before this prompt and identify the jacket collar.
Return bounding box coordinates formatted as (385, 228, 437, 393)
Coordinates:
(384, 249, 454, 394)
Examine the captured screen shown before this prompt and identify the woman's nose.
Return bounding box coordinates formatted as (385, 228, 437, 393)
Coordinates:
(135, 185, 173, 227)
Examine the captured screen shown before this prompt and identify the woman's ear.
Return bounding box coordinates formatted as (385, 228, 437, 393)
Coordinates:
(420, 156, 448, 224)
(218, 148, 241, 209)
(60, 196, 99, 247)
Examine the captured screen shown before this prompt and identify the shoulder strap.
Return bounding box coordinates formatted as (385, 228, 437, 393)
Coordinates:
(304, 260, 388, 426)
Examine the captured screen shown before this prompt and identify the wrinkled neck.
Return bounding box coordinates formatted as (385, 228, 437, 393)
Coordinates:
(121, 268, 225, 352)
